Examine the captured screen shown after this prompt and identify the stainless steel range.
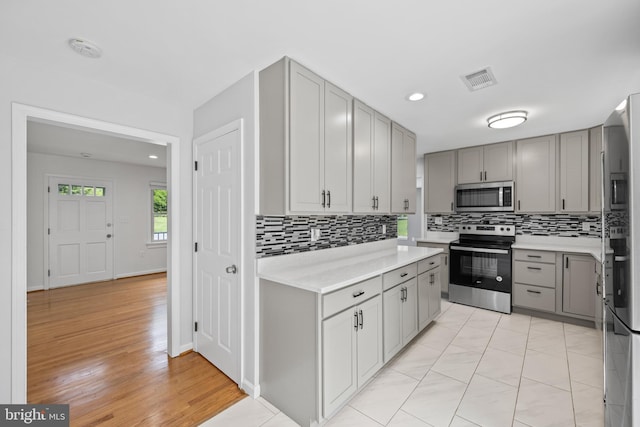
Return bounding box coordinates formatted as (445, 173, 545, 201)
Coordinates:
(448, 224, 516, 314)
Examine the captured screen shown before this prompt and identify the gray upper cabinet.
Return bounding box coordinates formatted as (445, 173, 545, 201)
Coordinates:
(589, 126, 603, 213)
(424, 151, 456, 213)
(259, 58, 352, 214)
(391, 123, 417, 214)
(559, 130, 589, 212)
(516, 135, 557, 212)
(353, 100, 391, 213)
(457, 141, 513, 184)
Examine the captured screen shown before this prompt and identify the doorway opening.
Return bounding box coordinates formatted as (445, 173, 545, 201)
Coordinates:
(11, 103, 181, 402)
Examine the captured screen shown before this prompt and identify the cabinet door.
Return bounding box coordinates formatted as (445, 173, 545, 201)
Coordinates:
(324, 82, 352, 213)
(373, 113, 391, 212)
(391, 123, 416, 214)
(457, 146, 484, 184)
(516, 135, 557, 212)
(383, 285, 402, 362)
(589, 126, 603, 213)
(353, 100, 375, 213)
(560, 130, 589, 212)
(425, 151, 456, 213)
(402, 278, 419, 345)
(289, 61, 325, 213)
(356, 295, 383, 388)
(441, 253, 450, 294)
(563, 254, 596, 318)
(484, 141, 514, 182)
(428, 269, 442, 319)
(323, 309, 358, 417)
(417, 273, 430, 331)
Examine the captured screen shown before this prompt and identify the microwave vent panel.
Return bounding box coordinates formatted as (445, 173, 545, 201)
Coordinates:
(461, 67, 497, 91)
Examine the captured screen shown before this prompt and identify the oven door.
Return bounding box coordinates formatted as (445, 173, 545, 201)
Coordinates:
(449, 245, 512, 293)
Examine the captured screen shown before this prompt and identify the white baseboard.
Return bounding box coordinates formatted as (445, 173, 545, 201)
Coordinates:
(241, 379, 260, 398)
(178, 343, 193, 356)
(27, 285, 44, 292)
(115, 268, 167, 279)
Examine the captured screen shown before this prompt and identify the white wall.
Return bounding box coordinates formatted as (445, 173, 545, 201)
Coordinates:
(27, 152, 168, 290)
(1, 52, 194, 402)
(193, 72, 259, 396)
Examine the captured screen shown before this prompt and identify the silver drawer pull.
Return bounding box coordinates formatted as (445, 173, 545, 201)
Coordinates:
(527, 255, 542, 258)
(400, 272, 408, 277)
(527, 266, 542, 271)
(526, 289, 542, 295)
(352, 290, 365, 298)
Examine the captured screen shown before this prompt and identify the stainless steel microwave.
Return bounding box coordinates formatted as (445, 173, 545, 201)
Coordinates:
(610, 173, 628, 210)
(455, 181, 514, 212)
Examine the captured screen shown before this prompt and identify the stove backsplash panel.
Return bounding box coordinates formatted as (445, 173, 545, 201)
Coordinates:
(256, 215, 398, 258)
(427, 212, 601, 238)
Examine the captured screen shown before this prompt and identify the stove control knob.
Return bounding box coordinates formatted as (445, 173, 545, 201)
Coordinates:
(500, 227, 504, 231)
(507, 227, 511, 231)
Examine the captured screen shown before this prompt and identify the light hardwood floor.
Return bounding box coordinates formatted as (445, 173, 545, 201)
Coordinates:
(27, 273, 246, 426)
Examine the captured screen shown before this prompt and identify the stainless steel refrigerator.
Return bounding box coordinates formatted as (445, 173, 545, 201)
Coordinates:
(603, 93, 640, 426)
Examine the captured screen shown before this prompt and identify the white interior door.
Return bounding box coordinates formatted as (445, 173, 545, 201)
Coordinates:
(194, 121, 241, 384)
(48, 176, 114, 288)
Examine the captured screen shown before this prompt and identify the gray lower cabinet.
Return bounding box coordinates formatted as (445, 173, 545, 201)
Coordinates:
(418, 256, 442, 330)
(417, 242, 450, 294)
(323, 293, 382, 417)
(562, 254, 596, 318)
(382, 263, 418, 362)
(513, 249, 557, 313)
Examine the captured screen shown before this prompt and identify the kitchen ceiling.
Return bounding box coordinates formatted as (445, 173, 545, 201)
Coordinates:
(2, 0, 640, 155)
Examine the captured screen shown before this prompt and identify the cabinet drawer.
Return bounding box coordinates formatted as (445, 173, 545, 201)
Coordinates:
(513, 249, 556, 264)
(383, 263, 417, 291)
(323, 276, 382, 318)
(418, 256, 440, 275)
(513, 283, 556, 312)
(513, 260, 556, 288)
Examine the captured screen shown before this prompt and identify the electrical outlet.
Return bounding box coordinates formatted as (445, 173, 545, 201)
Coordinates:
(435, 217, 443, 225)
(582, 222, 591, 232)
(382, 225, 386, 235)
(310, 228, 321, 242)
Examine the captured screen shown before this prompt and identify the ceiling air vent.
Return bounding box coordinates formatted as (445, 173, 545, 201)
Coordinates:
(461, 67, 497, 91)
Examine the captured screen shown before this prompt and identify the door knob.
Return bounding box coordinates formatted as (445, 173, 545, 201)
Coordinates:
(226, 265, 237, 274)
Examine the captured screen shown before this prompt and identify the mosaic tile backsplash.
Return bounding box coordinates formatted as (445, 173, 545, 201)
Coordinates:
(256, 215, 397, 258)
(426, 212, 602, 238)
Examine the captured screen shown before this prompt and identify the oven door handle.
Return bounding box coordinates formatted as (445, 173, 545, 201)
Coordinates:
(450, 246, 509, 255)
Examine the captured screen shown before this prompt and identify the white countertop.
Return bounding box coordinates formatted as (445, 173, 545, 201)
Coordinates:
(512, 236, 609, 262)
(257, 240, 443, 294)
(415, 231, 459, 245)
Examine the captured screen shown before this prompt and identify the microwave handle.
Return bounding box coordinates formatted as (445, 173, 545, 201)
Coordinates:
(450, 246, 509, 255)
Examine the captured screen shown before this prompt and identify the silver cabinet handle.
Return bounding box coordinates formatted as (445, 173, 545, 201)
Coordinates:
(354, 311, 359, 331)
(526, 289, 542, 295)
(225, 265, 237, 274)
(372, 196, 377, 210)
(484, 171, 487, 181)
(562, 199, 565, 210)
(353, 290, 365, 298)
(480, 171, 483, 181)
(327, 190, 331, 208)
(450, 202, 454, 211)
(518, 200, 521, 210)
(400, 272, 408, 277)
(527, 266, 542, 271)
(527, 255, 542, 258)
(375, 196, 379, 210)
(321, 190, 326, 208)
(445, 255, 448, 266)
(359, 309, 363, 329)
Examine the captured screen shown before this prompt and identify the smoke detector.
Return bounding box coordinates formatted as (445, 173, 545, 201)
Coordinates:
(68, 38, 102, 59)
(461, 67, 497, 91)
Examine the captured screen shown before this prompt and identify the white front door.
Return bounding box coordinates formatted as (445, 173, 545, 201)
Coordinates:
(48, 176, 114, 288)
(194, 121, 241, 384)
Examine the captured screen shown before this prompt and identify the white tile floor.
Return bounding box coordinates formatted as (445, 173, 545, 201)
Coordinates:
(200, 300, 604, 427)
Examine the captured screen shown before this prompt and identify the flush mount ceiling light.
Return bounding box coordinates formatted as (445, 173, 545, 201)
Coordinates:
(148, 154, 158, 159)
(487, 110, 528, 129)
(615, 98, 628, 111)
(407, 92, 425, 102)
(68, 38, 102, 59)
(80, 152, 92, 158)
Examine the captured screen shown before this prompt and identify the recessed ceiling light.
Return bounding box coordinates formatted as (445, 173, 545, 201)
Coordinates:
(407, 92, 425, 102)
(149, 155, 158, 159)
(487, 111, 528, 129)
(68, 38, 102, 59)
